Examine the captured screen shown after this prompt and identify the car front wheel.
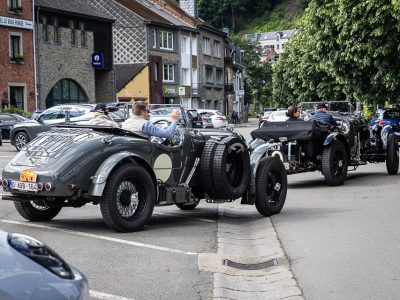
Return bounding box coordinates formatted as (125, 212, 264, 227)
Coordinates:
(322, 140, 348, 186)
(255, 157, 287, 216)
(386, 134, 399, 175)
(14, 131, 30, 151)
(100, 164, 155, 232)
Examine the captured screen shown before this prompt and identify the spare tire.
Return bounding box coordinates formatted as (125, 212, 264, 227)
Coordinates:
(211, 136, 250, 199)
(200, 139, 219, 198)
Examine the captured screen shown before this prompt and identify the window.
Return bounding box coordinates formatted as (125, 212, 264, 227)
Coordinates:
(69, 20, 76, 45)
(205, 66, 213, 83)
(276, 44, 280, 50)
(191, 38, 197, 56)
(182, 68, 190, 86)
(8, 0, 21, 12)
(203, 37, 210, 55)
(151, 29, 157, 48)
(79, 22, 86, 47)
(192, 68, 198, 94)
(163, 64, 174, 82)
(41, 16, 48, 42)
(160, 31, 173, 50)
(216, 69, 223, 84)
(54, 18, 60, 44)
(9, 86, 24, 110)
(181, 36, 190, 54)
(9, 34, 22, 62)
(46, 79, 88, 107)
(214, 40, 221, 58)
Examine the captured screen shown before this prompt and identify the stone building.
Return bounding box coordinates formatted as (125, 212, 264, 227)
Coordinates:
(34, 0, 114, 109)
(148, 0, 227, 113)
(0, 0, 35, 112)
(91, 0, 197, 106)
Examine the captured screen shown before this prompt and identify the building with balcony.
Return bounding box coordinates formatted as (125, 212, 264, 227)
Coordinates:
(0, 0, 35, 112)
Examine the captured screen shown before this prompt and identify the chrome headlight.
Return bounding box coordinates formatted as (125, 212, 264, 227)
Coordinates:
(8, 233, 74, 279)
(340, 119, 350, 135)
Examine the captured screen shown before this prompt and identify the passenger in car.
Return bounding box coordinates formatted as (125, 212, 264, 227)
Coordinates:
(122, 101, 179, 138)
(309, 103, 338, 126)
(286, 106, 303, 121)
(84, 104, 119, 128)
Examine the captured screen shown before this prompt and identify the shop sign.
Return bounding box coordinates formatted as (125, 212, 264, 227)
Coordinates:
(91, 53, 104, 69)
(163, 87, 176, 95)
(0, 16, 33, 29)
(178, 87, 186, 96)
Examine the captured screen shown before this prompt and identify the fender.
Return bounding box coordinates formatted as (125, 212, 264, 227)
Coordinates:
(88, 151, 152, 196)
(323, 132, 338, 146)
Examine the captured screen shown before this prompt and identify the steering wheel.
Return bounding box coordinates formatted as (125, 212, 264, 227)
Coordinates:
(153, 119, 171, 127)
(150, 121, 184, 147)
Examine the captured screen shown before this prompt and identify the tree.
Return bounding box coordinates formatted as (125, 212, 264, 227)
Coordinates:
(273, 0, 400, 107)
(237, 39, 274, 110)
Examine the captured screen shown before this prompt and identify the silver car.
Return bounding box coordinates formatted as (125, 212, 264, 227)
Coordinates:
(0, 229, 89, 299)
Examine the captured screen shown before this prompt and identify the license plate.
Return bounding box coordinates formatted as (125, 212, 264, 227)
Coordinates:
(11, 180, 38, 192)
(20, 170, 38, 182)
(195, 122, 202, 125)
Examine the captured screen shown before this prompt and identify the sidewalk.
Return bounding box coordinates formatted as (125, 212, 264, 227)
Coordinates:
(234, 117, 259, 128)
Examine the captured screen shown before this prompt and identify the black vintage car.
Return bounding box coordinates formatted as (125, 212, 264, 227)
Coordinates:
(1, 108, 287, 232)
(249, 110, 399, 186)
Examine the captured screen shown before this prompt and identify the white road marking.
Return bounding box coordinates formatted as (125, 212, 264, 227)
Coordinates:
(0, 219, 197, 256)
(90, 290, 134, 300)
(153, 211, 216, 223)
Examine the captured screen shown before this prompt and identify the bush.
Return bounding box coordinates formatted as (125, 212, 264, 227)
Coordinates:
(1, 107, 32, 117)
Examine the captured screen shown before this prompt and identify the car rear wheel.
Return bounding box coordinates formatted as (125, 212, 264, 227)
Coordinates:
(100, 164, 155, 232)
(255, 157, 287, 216)
(14, 200, 62, 221)
(14, 131, 30, 151)
(386, 134, 399, 175)
(322, 140, 348, 186)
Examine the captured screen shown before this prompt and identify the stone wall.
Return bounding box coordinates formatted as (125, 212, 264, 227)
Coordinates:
(37, 24, 95, 108)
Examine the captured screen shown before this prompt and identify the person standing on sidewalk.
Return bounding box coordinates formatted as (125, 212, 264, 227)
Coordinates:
(231, 110, 239, 125)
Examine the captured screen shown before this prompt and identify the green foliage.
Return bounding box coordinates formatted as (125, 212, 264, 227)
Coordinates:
(1, 107, 31, 117)
(273, 0, 400, 108)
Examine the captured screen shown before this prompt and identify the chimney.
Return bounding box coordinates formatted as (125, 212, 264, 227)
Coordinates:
(179, 0, 196, 17)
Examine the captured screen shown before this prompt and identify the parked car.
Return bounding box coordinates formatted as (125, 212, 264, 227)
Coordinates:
(369, 108, 400, 127)
(197, 109, 228, 128)
(0, 229, 89, 299)
(250, 102, 399, 186)
(186, 109, 203, 128)
(199, 112, 213, 128)
(10, 104, 125, 151)
(1, 105, 287, 232)
(268, 110, 289, 122)
(0, 113, 30, 140)
(259, 111, 273, 126)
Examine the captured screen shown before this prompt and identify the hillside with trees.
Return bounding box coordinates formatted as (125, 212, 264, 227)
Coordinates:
(199, 0, 400, 113)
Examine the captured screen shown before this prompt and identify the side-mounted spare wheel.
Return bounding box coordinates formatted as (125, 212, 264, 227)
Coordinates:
(14, 200, 62, 221)
(100, 164, 155, 232)
(255, 156, 287, 216)
(386, 134, 399, 175)
(322, 140, 348, 186)
(200, 136, 250, 200)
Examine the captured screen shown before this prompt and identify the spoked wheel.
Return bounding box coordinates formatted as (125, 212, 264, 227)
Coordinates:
(14, 132, 30, 151)
(386, 134, 399, 175)
(14, 200, 62, 221)
(322, 140, 348, 186)
(100, 164, 155, 232)
(255, 157, 287, 216)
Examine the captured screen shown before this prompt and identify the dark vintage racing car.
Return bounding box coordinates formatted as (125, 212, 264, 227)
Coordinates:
(249, 109, 399, 186)
(1, 108, 287, 232)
